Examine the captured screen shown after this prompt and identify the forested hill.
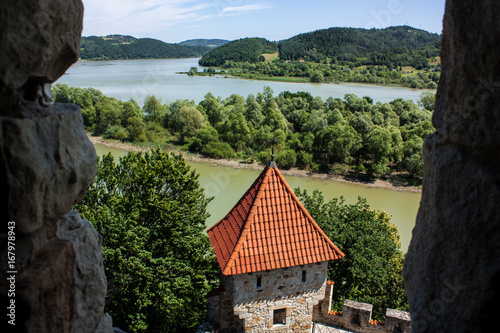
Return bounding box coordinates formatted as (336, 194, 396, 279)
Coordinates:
(198, 37, 278, 66)
(80, 35, 209, 60)
(279, 26, 441, 68)
(178, 38, 230, 48)
(198, 26, 440, 69)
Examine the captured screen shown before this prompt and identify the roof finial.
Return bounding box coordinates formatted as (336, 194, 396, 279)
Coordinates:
(269, 137, 278, 168)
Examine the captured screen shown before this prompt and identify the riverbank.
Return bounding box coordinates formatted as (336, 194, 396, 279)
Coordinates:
(181, 71, 437, 90)
(88, 134, 422, 193)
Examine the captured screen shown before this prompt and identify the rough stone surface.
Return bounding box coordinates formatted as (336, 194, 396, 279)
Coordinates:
(0, 1, 113, 332)
(384, 309, 411, 333)
(403, 1, 500, 332)
(0, 102, 97, 274)
(342, 300, 373, 327)
(1, 103, 97, 232)
(14, 238, 77, 332)
(0, 0, 84, 111)
(94, 314, 114, 333)
(58, 211, 111, 333)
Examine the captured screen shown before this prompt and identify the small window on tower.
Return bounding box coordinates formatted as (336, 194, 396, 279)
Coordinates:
(302, 270, 307, 282)
(257, 276, 262, 289)
(273, 308, 286, 325)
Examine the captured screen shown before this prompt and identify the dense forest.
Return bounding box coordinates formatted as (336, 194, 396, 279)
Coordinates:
(198, 37, 278, 66)
(198, 26, 440, 69)
(194, 26, 441, 89)
(279, 26, 441, 68)
(80, 35, 210, 60)
(53, 84, 434, 184)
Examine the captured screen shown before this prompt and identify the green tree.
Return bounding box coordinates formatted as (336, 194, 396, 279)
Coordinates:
(316, 124, 362, 164)
(121, 101, 146, 142)
(171, 105, 205, 142)
(310, 71, 325, 83)
(276, 149, 297, 169)
(262, 101, 288, 133)
(94, 98, 122, 135)
(296, 189, 407, 317)
(200, 93, 223, 126)
(75, 150, 218, 333)
(418, 91, 435, 112)
(252, 125, 274, 152)
(364, 126, 393, 176)
(402, 135, 424, 177)
(217, 112, 252, 152)
(244, 94, 264, 128)
(143, 95, 166, 124)
(326, 109, 345, 126)
(126, 115, 147, 142)
(302, 109, 328, 135)
(189, 126, 220, 152)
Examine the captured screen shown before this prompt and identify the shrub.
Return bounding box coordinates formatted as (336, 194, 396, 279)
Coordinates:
(201, 142, 236, 159)
(103, 125, 128, 141)
(256, 151, 272, 165)
(296, 151, 313, 168)
(276, 149, 297, 169)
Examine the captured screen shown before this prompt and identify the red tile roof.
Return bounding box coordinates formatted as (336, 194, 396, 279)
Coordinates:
(207, 162, 345, 276)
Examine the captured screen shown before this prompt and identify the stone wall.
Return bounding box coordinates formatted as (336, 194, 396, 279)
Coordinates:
(313, 283, 412, 333)
(0, 0, 113, 331)
(402, 1, 500, 332)
(207, 273, 412, 333)
(217, 262, 329, 332)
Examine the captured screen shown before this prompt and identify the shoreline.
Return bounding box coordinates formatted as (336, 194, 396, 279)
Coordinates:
(181, 72, 436, 91)
(88, 134, 422, 194)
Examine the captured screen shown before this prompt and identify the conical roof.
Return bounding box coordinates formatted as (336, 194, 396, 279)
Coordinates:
(207, 162, 344, 276)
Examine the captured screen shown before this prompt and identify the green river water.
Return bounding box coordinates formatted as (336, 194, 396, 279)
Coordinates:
(93, 144, 421, 252)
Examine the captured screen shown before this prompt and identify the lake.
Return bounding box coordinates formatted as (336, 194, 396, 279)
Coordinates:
(57, 58, 430, 106)
(93, 144, 421, 252)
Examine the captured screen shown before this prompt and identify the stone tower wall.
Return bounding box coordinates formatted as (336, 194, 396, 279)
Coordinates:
(221, 262, 329, 332)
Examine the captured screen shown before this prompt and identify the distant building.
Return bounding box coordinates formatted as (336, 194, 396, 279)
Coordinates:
(206, 160, 345, 333)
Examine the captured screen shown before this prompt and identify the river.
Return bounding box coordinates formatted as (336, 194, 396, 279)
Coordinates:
(93, 144, 421, 252)
(57, 58, 430, 105)
(56, 58, 424, 252)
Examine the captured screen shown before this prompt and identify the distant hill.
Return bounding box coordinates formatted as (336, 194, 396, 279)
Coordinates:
(80, 35, 205, 60)
(178, 39, 230, 48)
(198, 37, 278, 66)
(197, 26, 441, 69)
(278, 25, 441, 68)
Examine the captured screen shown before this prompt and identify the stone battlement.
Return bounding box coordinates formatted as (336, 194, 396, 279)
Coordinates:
(313, 282, 411, 333)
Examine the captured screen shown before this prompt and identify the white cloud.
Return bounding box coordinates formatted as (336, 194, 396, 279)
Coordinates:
(81, 0, 215, 38)
(221, 3, 273, 14)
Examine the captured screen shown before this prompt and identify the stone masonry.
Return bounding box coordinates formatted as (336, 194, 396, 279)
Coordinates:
(313, 283, 412, 333)
(220, 262, 329, 332)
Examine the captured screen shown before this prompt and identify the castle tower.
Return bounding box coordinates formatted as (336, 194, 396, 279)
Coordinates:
(206, 161, 345, 333)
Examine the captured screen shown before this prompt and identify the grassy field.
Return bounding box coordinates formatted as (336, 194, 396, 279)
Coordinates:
(262, 52, 279, 62)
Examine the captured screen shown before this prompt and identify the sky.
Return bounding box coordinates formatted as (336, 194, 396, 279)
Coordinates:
(82, 0, 446, 43)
